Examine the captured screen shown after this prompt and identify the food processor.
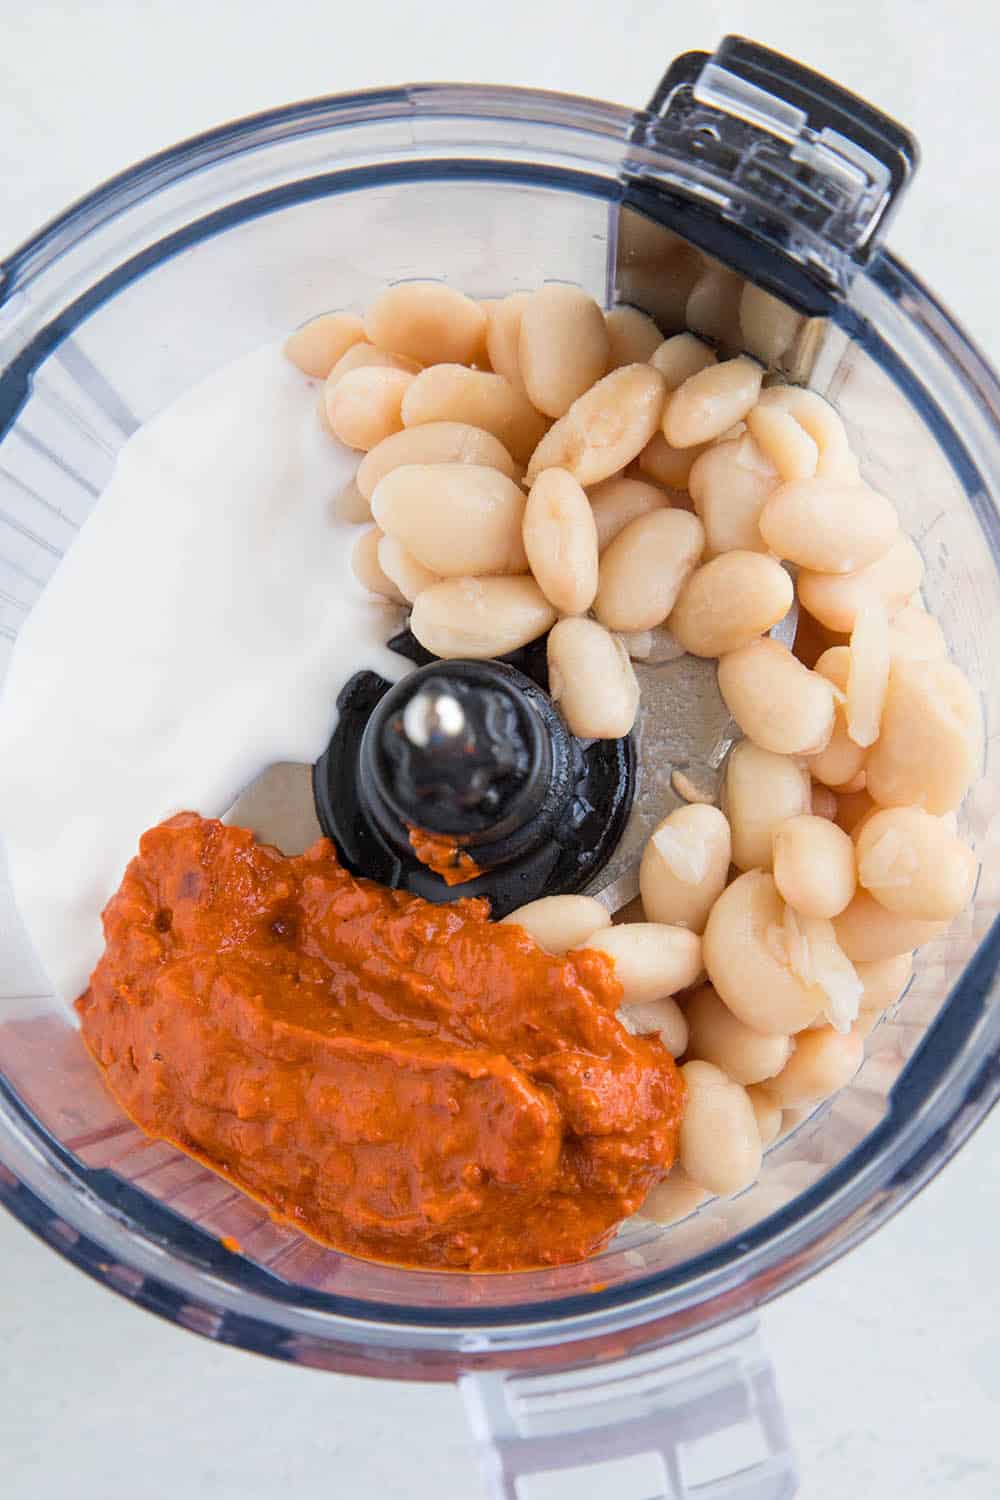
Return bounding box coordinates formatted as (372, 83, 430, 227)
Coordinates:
(1, 35, 998, 1498)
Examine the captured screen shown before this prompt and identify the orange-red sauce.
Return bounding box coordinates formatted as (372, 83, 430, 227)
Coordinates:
(76, 814, 683, 1270)
(407, 826, 482, 886)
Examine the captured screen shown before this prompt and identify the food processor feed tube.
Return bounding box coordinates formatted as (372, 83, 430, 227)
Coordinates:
(0, 35, 996, 1500)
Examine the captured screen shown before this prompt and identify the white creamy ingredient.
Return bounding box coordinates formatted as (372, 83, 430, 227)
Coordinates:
(0, 343, 403, 1004)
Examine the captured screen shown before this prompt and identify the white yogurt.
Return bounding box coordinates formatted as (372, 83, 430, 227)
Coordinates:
(0, 343, 404, 1004)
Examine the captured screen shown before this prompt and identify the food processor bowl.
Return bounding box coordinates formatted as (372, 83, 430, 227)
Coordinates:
(1, 39, 998, 1499)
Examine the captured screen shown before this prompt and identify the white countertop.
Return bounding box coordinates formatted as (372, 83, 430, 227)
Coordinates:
(2, 3, 999, 1496)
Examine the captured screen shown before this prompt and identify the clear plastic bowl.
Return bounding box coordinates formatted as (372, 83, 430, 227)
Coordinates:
(1, 74, 998, 1496)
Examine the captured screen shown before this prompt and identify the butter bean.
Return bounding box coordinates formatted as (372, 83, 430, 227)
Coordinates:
(832, 889, 946, 963)
(594, 509, 704, 632)
(806, 647, 867, 789)
(519, 284, 610, 417)
(284, 311, 365, 378)
(739, 284, 802, 364)
(526, 364, 667, 486)
(618, 996, 689, 1057)
(687, 434, 776, 556)
(759, 478, 898, 574)
(371, 464, 527, 576)
(756, 386, 856, 479)
(668, 552, 793, 657)
(745, 403, 818, 481)
(679, 1060, 762, 1197)
(605, 305, 663, 368)
(649, 332, 717, 389)
(547, 617, 640, 738)
(639, 804, 731, 933)
(402, 365, 547, 465)
(726, 740, 812, 871)
(772, 814, 856, 918)
(357, 422, 518, 499)
(685, 984, 792, 1085)
(663, 357, 764, 448)
(485, 292, 530, 390)
(640, 1168, 711, 1224)
(685, 266, 744, 347)
(855, 806, 977, 921)
(761, 1026, 864, 1107)
(410, 576, 556, 659)
(522, 468, 599, 614)
(866, 659, 981, 814)
(587, 476, 671, 550)
(797, 535, 923, 632)
(364, 280, 487, 366)
(501, 894, 611, 954)
(376, 535, 439, 603)
(855, 952, 913, 1013)
(718, 639, 835, 756)
(637, 431, 710, 489)
(579, 923, 702, 1004)
(888, 603, 948, 662)
(746, 1085, 783, 1147)
(326, 342, 420, 389)
(703, 871, 823, 1034)
(847, 602, 890, 749)
(351, 526, 405, 603)
(326, 366, 413, 450)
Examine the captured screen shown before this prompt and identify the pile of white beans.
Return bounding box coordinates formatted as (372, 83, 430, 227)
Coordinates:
(285, 279, 982, 1224)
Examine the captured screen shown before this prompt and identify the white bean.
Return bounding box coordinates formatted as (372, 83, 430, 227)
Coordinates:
(500, 894, 611, 953)
(401, 365, 547, 465)
(526, 364, 667, 486)
(410, 576, 556, 660)
(663, 357, 763, 448)
(547, 617, 639, 738)
(759, 478, 898, 574)
(334, 480, 372, 524)
(485, 292, 531, 390)
(351, 527, 405, 603)
(703, 871, 822, 1034)
(618, 996, 689, 1057)
(326, 366, 413, 450)
(587, 476, 671, 551)
(855, 952, 913, 1013)
(639, 804, 731, 933)
(649, 332, 717, 389)
(761, 1026, 864, 1107)
(667, 552, 793, 657)
(371, 464, 527, 576)
(325, 342, 420, 389)
(637, 432, 710, 490)
(738, 284, 802, 364)
(888, 603, 948, 662)
(639, 1168, 711, 1224)
(579, 923, 702, 1004)
(518, 284, 610, 417)
(806, 647, 867, 789)
(679, 1060, 762, 1197)
(866, 659, 981, 814)
(357, 422, 518, 499)
(522, 468, 599, 614)
(718, 639, 835, 756)
(772, 814, 856, 918)
(847, 602, 890, 748)
(364, 280, 487, 366)
(686, 266, 744, 347)
(855, 806, 977, 921)
(594, 509, 704, 632)
(726, 740, 812, 871)
(746, 1085, 783, 1146)
(797, 535, 924, 633)
(684, 984, 792, 1085)
(605, 306, 663, 368)
(284, 311, 365, 378)
(745, 403, 818, 481)
(376, 535, 439, 603)
(832, 889, 946, 963)
(687, 434, 776, 556)
(756, 386, 856, 478)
